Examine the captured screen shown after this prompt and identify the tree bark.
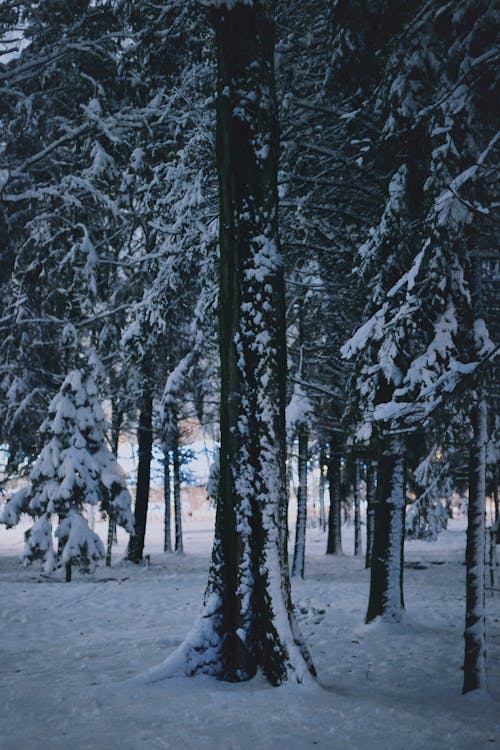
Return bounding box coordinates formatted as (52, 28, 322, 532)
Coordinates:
(354, 457, 362, 557)
(152, 0, 314, 685)
(463, 252, 488, 694)
(365, 459, 376, 569)
(292, 424, 308, 578)
(366, 437, 406, 623)
(106, 405, 122, 567)
(319, 449, 327, 532)
(127, 392, 153, 563)
(173, 429, 183, 554)
(163, 445, 172, 553)
(463, 391, 488, 693)
(493, 460, 499, 524)
(326, 450, 342, 554)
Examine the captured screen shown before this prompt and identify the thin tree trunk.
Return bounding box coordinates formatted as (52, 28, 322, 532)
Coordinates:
(65, 561, 72, 583)
(292, 424, 308, 578)
(163, 446, 172, 553)
(106, 406, 122, 567)
(365, 459, 376, 569)
(354, 457, 362, 557)
(173, 430, 183, 554)
(463, 391, 487, 693)
(366, 437, 406, 623)
(463, 251, 488, 694)
(493, 460, 499, 524)
(127, 392, 153, 563)
(319, 450, 327, 532)
(326, 450, 342, 555)
(151, 1, 314, 685)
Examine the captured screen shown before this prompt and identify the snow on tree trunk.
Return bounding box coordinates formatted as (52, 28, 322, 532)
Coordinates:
(463, 253, 489, 694)
(366, 437, 406, 623)
(163, 446, 172, 553)
(365, 459, 376, 569)
(143, 0, 314, 686)
(354, 457, 362, 557)
(292, 425, 308, 578)
(463, 391, 487, 693)
(127, 392, 153, 563)
(173, 432, 183, 554)
(326, 450, 342, 555)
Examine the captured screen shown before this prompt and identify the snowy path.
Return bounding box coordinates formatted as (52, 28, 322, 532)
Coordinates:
(0, 517, 498, 750)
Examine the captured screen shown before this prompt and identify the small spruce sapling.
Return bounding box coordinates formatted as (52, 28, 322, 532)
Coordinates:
(1, 369, 134, 578)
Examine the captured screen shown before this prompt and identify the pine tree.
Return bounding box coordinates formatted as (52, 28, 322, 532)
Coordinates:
(0, 369, 134, 579)
(144, 0, 314, 685)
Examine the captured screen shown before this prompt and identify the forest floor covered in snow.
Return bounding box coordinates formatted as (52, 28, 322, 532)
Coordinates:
(1, 513, 499, 750)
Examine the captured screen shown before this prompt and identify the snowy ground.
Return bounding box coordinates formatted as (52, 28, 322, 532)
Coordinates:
(1, 512, 499, 750)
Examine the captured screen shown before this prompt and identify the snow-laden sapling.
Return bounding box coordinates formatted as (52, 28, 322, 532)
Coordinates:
(0, 369, 134, 580)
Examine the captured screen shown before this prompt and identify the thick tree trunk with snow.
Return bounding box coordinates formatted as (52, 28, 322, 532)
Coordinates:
(326, 450, 342, 555)
(163, 446, 172, 553)
(150, 0, 314, 686)
(127, 392, 153, 563)
(365, 459, 376, 569)
(173, 431, 183, 554)
(366, 438, 406, 623)
(354, 457, 362, 557)
(292, 425, 308, 578)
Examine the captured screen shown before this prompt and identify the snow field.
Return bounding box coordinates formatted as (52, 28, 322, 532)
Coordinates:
(0, 515, 498, 750)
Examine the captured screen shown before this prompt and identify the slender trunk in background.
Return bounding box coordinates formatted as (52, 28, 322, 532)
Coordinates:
(163, 446, 172, 553)
(292, 424, 308, 578)
(463, 391, 487, 693)
(354, 457, 362, 557)
(463, 253, 488, 694)
(326, 449, 342, 554)
(493, 461, 499, 524)
(366, 437, 406, 623)
(319, 449, 327, 532)
(127, 392, 153, 563)
(173, 429, 183, 554)
(365, 459, 376, 569)
(152, 0, 314, 685)
(106, 406, 123, 566)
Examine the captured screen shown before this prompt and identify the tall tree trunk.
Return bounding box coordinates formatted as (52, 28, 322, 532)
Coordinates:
(173, 428, 183, 554)
(463, 253, 488, 694)
(127, 392, 153, 563)
(106, 405, 122, 567)
(366, 437, 406, 623)
(163, 445, 172, 553)
(463, 391, 488, 693)
(326, 449, 342, 555)
(151, 0, 314, 685)
(365, 459, 376, 569)
(319, 449, 327, 532)
(292, 424, 308, 578)
(354, 457, 362, 557)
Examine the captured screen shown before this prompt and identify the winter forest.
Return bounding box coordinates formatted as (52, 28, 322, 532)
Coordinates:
(0, 1, 499, 748)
